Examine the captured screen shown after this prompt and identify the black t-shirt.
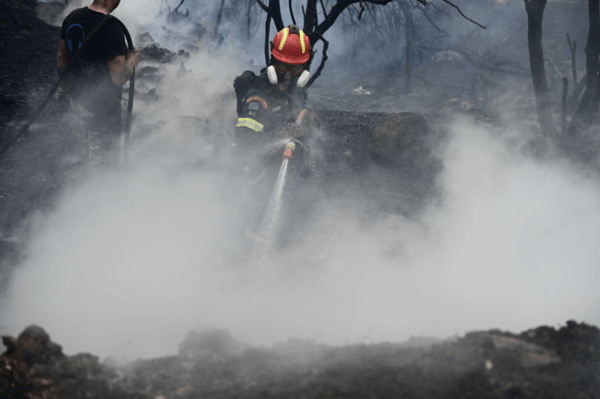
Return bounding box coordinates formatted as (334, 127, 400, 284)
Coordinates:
(61, 7, 128, 114)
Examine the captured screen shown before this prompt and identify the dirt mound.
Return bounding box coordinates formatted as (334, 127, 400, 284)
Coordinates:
(0, 325, 140, 399)
(2, 321, 598, 398)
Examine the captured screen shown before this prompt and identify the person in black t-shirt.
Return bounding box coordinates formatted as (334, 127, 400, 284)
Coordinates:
(57, 0, 140, 169)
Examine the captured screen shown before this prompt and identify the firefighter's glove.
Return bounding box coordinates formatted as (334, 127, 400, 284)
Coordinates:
(277, 122, 305, 141)
(57, 90, 70, 112)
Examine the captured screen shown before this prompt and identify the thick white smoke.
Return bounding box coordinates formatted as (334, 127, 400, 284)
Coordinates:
(2, 111, 600, 359)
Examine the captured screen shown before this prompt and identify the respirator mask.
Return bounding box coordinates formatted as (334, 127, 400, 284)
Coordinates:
(267, 61, 310, 88)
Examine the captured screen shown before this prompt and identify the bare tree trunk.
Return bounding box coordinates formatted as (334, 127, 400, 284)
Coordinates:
(304, 0, 318, 34)
(568, 0, 600, 134)
(524, 0, 557, 136)
(264, 12, 272, 67)
(400, 3, 413, 94)
(562, 77, 568, 134)
(566, 33, 578, 87)
(269, 0, 284, 32)
(214, 0, 226, 36)
(247, 0, 252, 39)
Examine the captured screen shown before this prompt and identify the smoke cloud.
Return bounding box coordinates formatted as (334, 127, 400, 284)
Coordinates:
(2, 111, 600, 359)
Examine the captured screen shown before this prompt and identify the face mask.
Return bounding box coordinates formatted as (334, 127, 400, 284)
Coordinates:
(284, 71, 292, 83)
(267, 65, 311, 88)
(267, 65, 278, 84)
(296, 70, 310, 88)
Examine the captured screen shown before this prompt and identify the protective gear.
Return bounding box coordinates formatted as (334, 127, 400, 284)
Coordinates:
(273, 60, 305, 76)
(296, 70, 310, 88)
(267, 65, 278, 85)
(276, 122, 304, 141)
(271, 25, 311, 65)
(267, 64, 309, 87)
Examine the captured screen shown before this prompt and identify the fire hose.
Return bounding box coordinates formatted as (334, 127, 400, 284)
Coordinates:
(0, 14, 136, 161)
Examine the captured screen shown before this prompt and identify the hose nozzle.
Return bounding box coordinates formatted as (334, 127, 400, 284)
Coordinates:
(283, 142, 296, 159)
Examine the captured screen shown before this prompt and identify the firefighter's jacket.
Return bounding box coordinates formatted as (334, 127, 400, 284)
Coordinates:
(233, 69, 308, 163)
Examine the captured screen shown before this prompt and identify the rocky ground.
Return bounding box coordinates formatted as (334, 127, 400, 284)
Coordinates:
(1, 2, 599, 398)
(1, 321, 599, 398)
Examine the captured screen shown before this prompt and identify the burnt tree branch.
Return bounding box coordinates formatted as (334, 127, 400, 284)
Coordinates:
(174, 0, 185, 13)
(358, 1, 365, 20)
(264, 12, 272, 66)
(320, 0, 329, 17)
(255, 0, 269, 13)
(566, 32, 578, 87)
(417, 4, 448, 34)
(269, 0, 285, 31)
(440, 0, 487, 29)
(289, 0, 297, 24)
(304, 33, 329, 89)
(311, 0, 393, 44)
(304, 0, 319, 34)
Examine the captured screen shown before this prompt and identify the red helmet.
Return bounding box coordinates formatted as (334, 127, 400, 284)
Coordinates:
(271, 25, 310, 64)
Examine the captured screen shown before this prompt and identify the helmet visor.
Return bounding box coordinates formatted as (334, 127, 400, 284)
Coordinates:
(274, 61, 305, 76)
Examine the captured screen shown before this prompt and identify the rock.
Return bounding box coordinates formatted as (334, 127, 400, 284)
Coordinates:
(1, 325, 63, 366)
(135, 31, 155, 47)
(0, 326, 144, 399)
(140, 44, 179, 64)
(178, 329, 247, 361)
(368, 112, 430, 164)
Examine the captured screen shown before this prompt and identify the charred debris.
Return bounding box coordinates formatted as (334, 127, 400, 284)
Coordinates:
(1, 321, 599, 398)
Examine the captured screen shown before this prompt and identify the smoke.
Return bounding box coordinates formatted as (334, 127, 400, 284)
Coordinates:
(2, 108, 600, 359)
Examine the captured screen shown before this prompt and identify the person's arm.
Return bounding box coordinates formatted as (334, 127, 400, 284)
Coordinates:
(56, 38, 69, 92)
(234, 94, 275, 149)
(107, 49, 141, 86)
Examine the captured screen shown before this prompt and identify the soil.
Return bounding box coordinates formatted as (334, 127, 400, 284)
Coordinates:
(1, 3, 599, 398)
(1, 321, 599, 398)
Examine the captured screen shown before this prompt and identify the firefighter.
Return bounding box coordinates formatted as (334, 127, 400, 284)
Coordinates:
(231, 24, 318, 182)
(231, 24, 321, 252)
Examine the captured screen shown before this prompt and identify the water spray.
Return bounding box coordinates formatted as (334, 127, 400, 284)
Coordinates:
(249, 141, 296, 273)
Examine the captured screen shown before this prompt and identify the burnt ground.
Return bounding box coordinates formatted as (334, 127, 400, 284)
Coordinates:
(1, 2, 600, 398)
(0, 3, 81, 286)
(1, 321, 599, 398)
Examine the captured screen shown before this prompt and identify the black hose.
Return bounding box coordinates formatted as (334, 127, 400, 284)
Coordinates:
(114, 17, 135, 164)
(0, 14, 136, 161)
